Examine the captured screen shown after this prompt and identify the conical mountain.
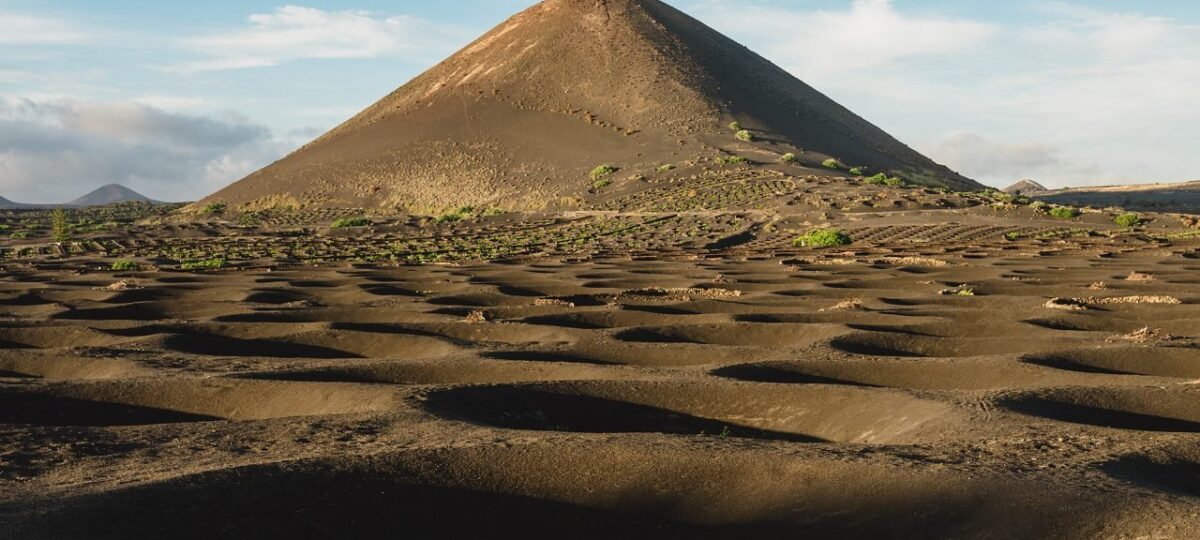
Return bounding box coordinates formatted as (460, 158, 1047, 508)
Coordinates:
(202, 0, 980, 213)
(68, 184, 157, 206)
(1002, 179, 1048, 195)
(0, 196, 21, 209)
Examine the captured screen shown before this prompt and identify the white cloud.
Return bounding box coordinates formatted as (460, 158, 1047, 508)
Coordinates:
(175, 5, 465, 72)
(0, 98, 298, 203)
(687, 0, 1200, 188)
(924, 133, 1061, 181)
(0, 10, 90, 45)
(920, 133, 1113, 187)
(689, 0, 995, 75)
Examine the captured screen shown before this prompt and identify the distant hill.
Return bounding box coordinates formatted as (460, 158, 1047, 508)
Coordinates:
(1029, 180, 1200, 214)
(1003, 180, 1047, 195)
(0, 196, 25, 209)
(68, 184, 158, 207)
(200, 0, 980, 213)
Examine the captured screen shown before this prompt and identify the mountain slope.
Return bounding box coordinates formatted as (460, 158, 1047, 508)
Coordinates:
(202, 0, 981, 213)
(68, 184, 157, 207)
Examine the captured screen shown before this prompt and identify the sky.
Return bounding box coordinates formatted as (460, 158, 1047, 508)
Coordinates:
(1, 0, 1198, 203)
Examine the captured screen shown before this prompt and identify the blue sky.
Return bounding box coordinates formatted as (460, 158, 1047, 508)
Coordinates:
(1, 0, 1198, 202)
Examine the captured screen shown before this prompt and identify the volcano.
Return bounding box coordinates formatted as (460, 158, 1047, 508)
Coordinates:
(69, 184, 159, 207)
(201, 0, 981, 213)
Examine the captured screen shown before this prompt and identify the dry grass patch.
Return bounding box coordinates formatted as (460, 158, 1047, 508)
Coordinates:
(617, 287, 743, 302)
(1045, 296, 1183, 310)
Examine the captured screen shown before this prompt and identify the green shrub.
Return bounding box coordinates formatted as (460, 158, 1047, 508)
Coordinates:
(822, 159, 845, 170)
(181, 258, 225, 271)
(331, 217, 371, 229)
(735, 130, 754, 142)
(1114, 213, 1142, 227)
(849, 167, 864, 176)
(10, 231, 29, 240)
(111, 260, 139, 271)
(437, 206, 477, 223)
(864, 173, 905, 186)
(657, 164, 675, 173)
(202, 203, 226, 215)
(592, 178, 613, 190)
(714, 155, 748, 165)
(334, 217, 371, 228)
(1048, 206, 1081, 219)
(728, 121, 742, 132)
(780, 152, 797, 164)
(51, 208, 70, 242)
(793, 228, 852, 248)
(589, 165, 617, 181)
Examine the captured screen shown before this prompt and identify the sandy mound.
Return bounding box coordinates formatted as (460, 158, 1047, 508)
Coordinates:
(8, 442, 1178, 539)
(423, 380, 961, 444)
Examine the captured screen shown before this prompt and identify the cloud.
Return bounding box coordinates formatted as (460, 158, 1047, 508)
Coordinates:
(922, 133, 1068, 183)
(0, 98, 299, 203)
(175, 5, 466, 72)
(687, 0, 1200, 188)
(689, 0, 995, 75)
(0, 10, 90, 45)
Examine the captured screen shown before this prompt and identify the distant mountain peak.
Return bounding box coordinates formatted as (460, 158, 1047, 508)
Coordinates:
(1003, 180, 1049, 194)
(68, 184, 157, 207)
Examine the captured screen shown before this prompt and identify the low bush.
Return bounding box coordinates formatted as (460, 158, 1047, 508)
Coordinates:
(1114, 213, 1142, 227)
(202, 203, 226, 215)
(592, 178, 613, 190)
(735, 129, 754, 142)
(714, 155, 748, 165)
(437, 206, 477, 223)
(331, 217, 371, 229)
(181, 258, 225, 271)
(111, 260, 139, 271)
(657, 164, 674, 173)
(849, 167, 864, 176)
(793, 228, 852, 248)
(864, 173, 905, 186)
(1048, 206, 1081, 219)
(589, 165, 617, 181)
(728, 121, 742, 132)
(780, 152, 797, 164)
(822, 159, 845, 170)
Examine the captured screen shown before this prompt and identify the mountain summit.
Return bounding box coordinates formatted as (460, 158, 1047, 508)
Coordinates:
(69, 184, 157, 207)
(202, 0, 980, 212)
